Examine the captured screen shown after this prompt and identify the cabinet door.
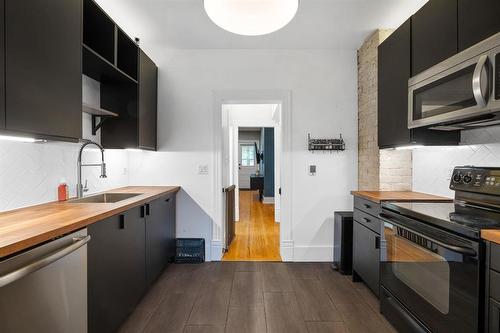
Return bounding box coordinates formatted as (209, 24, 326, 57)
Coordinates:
(146, 194, 175, 286)
(412, 0, 458, 75)
(88, 207, 146, 333)
(378, 19, 411, 148)
(139, 50, 158, 151)
(458, 0, 500, 51)
(490, 298, 500, 333)
(5, 0, 82, 139)
(353, 221, 380, 296)
(0, 0, 4, 129)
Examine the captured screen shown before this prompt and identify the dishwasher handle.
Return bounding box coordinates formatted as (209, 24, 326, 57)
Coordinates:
(0, 235, 91, 288)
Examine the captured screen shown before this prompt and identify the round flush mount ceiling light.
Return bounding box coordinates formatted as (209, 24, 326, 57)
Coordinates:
(204, 0, 299, 36)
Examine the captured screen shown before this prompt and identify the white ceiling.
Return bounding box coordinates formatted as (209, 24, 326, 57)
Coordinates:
(96, 0, 427, 51)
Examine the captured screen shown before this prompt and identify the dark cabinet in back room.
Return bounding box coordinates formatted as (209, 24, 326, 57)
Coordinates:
(139, 50, 158, 151)
(88, 206, 146, 333)
(378, 19, 460, 148)
(145, 194, 176, 286)
(411, 0, 458, 76)
(4, 0, 82, 140)
(458, 0, 500, 51)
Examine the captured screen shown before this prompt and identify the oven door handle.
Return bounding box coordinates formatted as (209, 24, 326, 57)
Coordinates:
(472, 54, 491, 108)
(379, 213, 477, 257)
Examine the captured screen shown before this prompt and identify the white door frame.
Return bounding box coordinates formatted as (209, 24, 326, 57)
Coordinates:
(211, 90, 293, 261)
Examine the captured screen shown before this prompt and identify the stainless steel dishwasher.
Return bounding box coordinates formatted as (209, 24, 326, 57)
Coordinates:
(0, 229, 90, 333)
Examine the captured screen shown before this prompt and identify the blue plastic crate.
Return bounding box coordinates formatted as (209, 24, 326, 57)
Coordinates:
(175, 238, 205, 263)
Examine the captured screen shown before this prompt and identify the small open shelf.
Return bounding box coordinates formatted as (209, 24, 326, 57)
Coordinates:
(82, 103, 119, 117)
(117, 29, 138, 80)
(83, 44, 138, 84)
(83, 0, 115, 64)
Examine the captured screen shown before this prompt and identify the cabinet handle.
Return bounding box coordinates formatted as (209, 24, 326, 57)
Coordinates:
(165, 198, 170, 202)
(140, 205, 145, 218)
(375, 236, 380, 249)
(119, 214, 125, 229)
(146, 204, 150, 216)
(362, 217, 371, 223)
(363, 204, 371, 209)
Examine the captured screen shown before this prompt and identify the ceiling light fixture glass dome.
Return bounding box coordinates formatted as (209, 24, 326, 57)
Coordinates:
(204, 0, 299, 36)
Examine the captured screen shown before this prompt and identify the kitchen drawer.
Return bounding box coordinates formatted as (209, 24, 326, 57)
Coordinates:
(354, 208, 381, 235)
(490, 270, 500, 302)
(354, 196, 381, 218)
(491, 243, 500, 273)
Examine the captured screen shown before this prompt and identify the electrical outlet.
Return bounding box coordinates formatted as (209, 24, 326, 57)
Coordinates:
(198, 165, 209, 175)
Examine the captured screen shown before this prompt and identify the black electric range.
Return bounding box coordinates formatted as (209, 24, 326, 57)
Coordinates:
(382, 200, 500, 240)
(379, 166, 500, 333)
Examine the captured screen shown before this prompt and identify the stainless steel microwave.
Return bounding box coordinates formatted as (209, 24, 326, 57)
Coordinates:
(408, 32, 500, 131)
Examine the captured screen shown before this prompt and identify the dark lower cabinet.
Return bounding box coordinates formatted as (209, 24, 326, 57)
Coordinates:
(139, 50, 158, 151)
(458, 0, 500, 52)
(88, 193, 177, 333)
(490, 298, 500, 333)
(146, 194, 176, 286)
(411, 0, 458, 76)
(88, 206, 146, 333)
(5, 0, 82, 140)
(353, 220, 380, 296)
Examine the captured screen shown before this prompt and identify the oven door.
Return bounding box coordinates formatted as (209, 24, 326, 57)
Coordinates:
(379, 212, 481, 333)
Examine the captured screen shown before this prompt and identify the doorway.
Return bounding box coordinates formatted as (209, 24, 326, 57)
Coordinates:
(221, 104, 281, 261)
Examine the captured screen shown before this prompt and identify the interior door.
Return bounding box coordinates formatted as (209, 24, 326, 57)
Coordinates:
(238, 141, 259, 189)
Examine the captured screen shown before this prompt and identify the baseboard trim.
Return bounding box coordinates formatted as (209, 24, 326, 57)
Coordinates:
(211, 240, 223, 261)
(293, 245, 333, 262)
(280, 240, 294, 262)
(262, 196, 275, 204)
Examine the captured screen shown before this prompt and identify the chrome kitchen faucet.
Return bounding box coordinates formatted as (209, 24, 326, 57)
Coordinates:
(77, 141, 107, 198)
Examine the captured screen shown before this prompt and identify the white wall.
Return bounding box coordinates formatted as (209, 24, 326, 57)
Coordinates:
(127, 49, 358, 261)
(413, 126, 500, 198)
(0, 76, 129, 212)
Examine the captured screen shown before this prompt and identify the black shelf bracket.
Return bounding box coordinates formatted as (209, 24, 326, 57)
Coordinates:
(91, 115, 112, 135)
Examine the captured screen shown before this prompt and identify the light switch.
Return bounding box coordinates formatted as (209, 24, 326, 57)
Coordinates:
(198, 165, 209, 175)
(309, 165, 316, 176)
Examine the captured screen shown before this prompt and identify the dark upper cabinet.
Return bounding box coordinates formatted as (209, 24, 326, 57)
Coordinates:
(88, 207, 146, 333)
(458, 0, 500, 51)
(411, 0, 458, 76)
(5, 0, 82, 139)
(378, 19, 460, 148)
(378, 20, 412, 147)
(139, 51, 158, 151)
(0, 0, 4, 129)
(145, 194, 176, 286)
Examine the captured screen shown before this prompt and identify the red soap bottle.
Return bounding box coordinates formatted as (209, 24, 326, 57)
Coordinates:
(58, 179, 69, 201)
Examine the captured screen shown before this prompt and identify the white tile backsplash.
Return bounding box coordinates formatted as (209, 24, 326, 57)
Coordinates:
(413, 126, 500, 198)
(0, 141, 129, 211)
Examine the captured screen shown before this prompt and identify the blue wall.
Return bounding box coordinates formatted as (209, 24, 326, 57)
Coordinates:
(263, 128, 274, 197)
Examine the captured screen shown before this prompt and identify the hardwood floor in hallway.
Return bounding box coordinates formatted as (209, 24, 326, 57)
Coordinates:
(223, 190, 281, 261)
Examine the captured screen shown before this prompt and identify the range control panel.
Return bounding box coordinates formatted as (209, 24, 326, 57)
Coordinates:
(450, 166, 500, 194)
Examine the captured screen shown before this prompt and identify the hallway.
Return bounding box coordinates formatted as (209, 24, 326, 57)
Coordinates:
(223, 190, 280, 261)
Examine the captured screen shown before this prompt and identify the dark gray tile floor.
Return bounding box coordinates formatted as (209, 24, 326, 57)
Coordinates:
(119, 262, 397, 333)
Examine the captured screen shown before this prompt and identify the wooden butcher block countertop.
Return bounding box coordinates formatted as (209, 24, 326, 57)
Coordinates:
(481, 230, 500, 244)
(0, 186, 180, 258)
(351, 191, 452, 203)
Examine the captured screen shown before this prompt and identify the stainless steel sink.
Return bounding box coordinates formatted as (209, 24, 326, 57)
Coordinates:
(69, 193, 143, 204)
